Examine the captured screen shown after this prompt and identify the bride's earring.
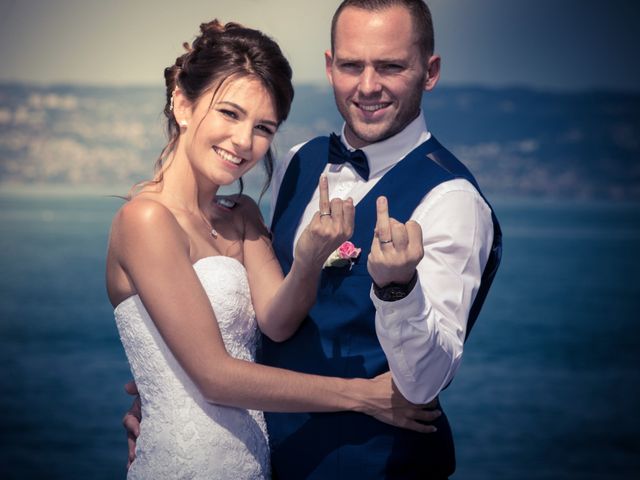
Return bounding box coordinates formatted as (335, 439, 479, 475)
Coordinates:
(179, 119, 188, 128)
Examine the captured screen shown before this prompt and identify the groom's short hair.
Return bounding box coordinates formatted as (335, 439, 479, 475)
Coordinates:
(330, 0, 435, 58)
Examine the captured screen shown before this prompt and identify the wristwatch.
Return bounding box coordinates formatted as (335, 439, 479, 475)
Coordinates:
(373, 272, 418, 302)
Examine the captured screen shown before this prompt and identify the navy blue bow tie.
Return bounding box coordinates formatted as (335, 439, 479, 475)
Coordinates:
(328, 133, 370, 181)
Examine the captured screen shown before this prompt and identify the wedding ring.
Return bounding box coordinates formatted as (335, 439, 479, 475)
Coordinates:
(379, 239, 393, 244)
(320, 211, 332, 217)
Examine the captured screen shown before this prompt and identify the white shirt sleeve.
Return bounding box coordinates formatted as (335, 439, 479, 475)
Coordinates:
(371, 178, 494, 404)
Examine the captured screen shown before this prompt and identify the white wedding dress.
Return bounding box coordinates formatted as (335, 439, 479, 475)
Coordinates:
(114, 256, 271, 479)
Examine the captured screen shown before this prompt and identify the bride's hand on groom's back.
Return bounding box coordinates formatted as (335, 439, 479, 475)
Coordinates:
(360, 372, 441, 433)
(122, 380, 141, 470)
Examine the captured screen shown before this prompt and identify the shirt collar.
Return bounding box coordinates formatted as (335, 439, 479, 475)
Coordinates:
(339, 111, 431, 178)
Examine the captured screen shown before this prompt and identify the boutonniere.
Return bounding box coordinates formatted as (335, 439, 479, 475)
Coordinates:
(323, 241, 362, 269)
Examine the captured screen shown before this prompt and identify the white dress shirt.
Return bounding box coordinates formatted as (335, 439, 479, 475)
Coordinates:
(270, 113, 494, 404)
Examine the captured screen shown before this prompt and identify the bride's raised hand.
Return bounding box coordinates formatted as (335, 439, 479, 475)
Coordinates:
(358, 372, 441, 433)
(294, 175, 355, 271)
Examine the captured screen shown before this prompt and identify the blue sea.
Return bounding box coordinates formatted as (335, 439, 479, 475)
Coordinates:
(1, 188, 639, 479)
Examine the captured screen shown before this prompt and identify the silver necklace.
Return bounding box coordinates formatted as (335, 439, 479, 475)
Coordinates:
(205, 197, 237, 238)
(163, 192, 219, 239)
(199, 212, 218, 239)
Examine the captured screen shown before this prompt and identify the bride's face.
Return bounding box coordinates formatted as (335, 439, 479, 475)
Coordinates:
(180, 76, 278, 187)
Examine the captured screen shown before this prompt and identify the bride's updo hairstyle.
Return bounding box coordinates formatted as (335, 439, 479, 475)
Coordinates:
(156, 19, 294, 193)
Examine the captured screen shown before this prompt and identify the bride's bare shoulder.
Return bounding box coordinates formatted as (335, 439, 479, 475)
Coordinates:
(110, 195, 187, 252)
(114, 196, 175, 228)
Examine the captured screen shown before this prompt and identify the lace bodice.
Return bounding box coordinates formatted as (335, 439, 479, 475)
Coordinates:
(114, 256, 270, 479)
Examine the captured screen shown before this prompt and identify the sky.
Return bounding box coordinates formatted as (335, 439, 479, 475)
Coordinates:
(0, 0, 639, 92)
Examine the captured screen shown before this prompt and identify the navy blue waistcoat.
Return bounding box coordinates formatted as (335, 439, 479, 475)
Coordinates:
(261, 135, 502, 479)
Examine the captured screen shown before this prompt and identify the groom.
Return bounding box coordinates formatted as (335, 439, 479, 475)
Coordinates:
(124, 0, 501, 478)
(262, 1, 501, 478)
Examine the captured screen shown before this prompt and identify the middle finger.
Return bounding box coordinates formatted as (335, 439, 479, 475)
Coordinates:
(375, 196, 392, 245)
(318, 175, 331, 216)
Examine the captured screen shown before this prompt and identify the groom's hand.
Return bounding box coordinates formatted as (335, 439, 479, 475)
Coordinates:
(368, 196, 424, 287)
(122, 381, 141, 470)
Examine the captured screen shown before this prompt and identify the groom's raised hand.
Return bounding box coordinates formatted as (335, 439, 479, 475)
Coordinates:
(367, 196, 424, 287)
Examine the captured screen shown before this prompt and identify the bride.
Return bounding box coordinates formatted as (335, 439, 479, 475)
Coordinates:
(106, 19, 438, 479)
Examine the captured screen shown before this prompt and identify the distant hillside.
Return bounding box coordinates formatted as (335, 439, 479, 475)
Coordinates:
(1, 83, 639, 200)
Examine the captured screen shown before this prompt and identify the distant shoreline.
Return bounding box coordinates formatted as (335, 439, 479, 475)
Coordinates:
(0, 183, 134, 197)
(2, 83, 639, 202)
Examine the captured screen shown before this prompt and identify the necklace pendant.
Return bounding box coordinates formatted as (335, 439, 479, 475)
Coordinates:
(210, 228, 218, 239)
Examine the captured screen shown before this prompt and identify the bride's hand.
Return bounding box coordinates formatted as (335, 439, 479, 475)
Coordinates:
(358, 372, 441, 433)
(294, 175, 355, 271)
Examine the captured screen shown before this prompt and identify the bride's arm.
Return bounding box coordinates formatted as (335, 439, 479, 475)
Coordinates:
(112, 198, 438, 430)
(243, 175, 354, 342)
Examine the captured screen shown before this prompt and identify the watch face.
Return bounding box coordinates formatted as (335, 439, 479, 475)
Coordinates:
(374, 273, 417, 301)
(388, 286, 409, 301)
(376, 285, 409, 302)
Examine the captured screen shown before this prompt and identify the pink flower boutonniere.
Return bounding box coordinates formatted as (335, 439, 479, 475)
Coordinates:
(323, 241, 362, 269)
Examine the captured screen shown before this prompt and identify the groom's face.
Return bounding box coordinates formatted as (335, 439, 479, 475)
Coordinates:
(326, 5, 439, 148)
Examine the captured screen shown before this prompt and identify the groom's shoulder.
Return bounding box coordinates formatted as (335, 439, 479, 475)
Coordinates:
(286, 136, 332, 167)
(271, 135, 332, 202)
(277, 135, 329, 176)
(286, 135, 330, 159)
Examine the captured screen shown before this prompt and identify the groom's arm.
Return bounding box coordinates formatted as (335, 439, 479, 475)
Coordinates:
(370, 179, 494, 404)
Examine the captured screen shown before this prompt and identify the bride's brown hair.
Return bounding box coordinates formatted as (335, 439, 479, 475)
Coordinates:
(138, 20, 294, 197)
